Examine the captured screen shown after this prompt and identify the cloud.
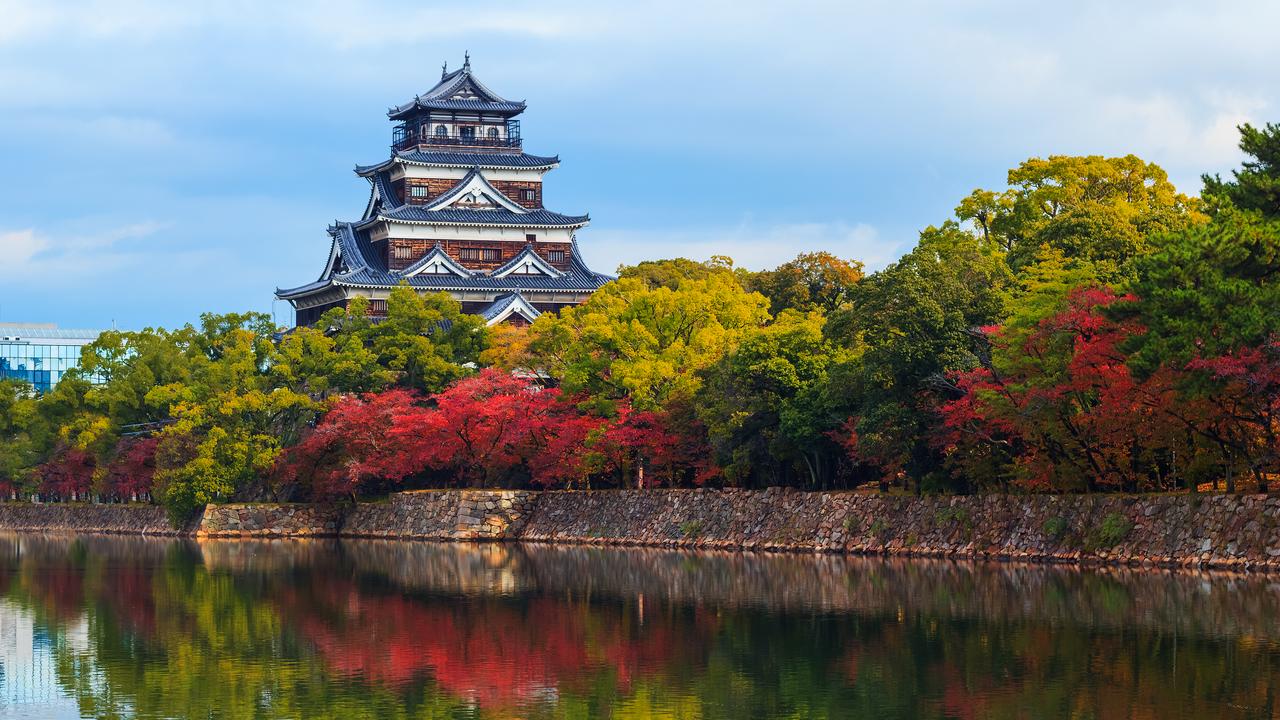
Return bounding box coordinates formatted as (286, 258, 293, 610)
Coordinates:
(1, 0, 1278, 328)
(0, 221, 168, 277)
(587, 221, 900, 273)
(1069, 91, 1268, 191)
(0, 229, 47, 266)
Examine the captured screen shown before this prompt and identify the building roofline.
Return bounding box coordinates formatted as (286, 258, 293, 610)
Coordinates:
(354, 151, 560, 175)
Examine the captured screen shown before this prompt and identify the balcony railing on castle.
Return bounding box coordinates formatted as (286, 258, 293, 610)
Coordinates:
(392, 133, 522, 152)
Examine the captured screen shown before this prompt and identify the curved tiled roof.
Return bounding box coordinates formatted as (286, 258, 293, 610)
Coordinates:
(360, 166, 576, 225)
(371, 205, 589, 229)
(389, 60, 526, 119)
(354, 151, 560, 175)
(358, 165, 585, 228)
(276, 224, 612, 300)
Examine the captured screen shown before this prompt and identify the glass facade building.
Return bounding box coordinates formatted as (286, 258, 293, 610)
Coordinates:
(0, 324, 104, 394)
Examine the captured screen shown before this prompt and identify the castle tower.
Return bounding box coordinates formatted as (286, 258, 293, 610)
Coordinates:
(277, 57, 611, 326)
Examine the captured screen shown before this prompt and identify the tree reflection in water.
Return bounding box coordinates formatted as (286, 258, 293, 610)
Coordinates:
(1, 534, 1279, 719)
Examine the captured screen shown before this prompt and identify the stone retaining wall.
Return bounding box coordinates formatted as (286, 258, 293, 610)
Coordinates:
(196, 504, 342, 538)
(520, 489, 1280, 571)
(342, 490, 538, 540)
(0, 502, 177, 535)
(2, 489, 1279, 571)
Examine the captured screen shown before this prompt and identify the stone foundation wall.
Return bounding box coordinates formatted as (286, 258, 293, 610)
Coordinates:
(342, 490, 538, 540)
(2, 489, 1279, 571)
(0, 503, 177, 535)
(520, 489, 1280, 571)
(196, 504, 342, 538)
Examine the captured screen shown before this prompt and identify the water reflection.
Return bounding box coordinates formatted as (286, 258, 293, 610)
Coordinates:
(1, 533, 1279, 718)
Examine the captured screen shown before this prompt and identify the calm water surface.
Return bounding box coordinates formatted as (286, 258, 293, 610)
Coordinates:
(1, 534, 1279, 719)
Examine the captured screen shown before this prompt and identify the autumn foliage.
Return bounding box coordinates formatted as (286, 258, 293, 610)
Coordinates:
(275, 369, 719, 497)
(931, 286, 1280, 492)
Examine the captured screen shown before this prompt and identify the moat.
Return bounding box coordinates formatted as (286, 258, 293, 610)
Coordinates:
(2, 534, 1280, 719)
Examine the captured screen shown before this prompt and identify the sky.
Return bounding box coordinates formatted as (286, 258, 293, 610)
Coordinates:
(0, 0, 1277, 330)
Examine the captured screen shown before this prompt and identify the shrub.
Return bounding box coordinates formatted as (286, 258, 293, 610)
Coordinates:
(1086, 512, 1133, 550)
(1042, 516, 1069, 541)
(935, 505, 972, 528)
(679, 520, 704, 537)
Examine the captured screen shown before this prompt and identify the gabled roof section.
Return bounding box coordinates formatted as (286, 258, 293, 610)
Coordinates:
(491, 244, 566, 279)
(400, 244, 476, 278)
(423, 166, 527, 213)
(480, 292, 542, 326)
(389, 56, 526, 119)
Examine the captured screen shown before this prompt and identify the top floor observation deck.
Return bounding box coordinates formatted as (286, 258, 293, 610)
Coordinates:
(392, 119, 521, 153)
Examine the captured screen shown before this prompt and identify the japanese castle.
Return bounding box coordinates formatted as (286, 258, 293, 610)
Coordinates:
(277, 56, 610, 326)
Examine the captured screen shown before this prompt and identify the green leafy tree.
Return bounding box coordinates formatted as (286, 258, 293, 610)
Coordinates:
(526, 272, 770, 410)
(0, 379, 43, 494)
(955, 154, 1205, 279)
(148, 313, 319, 520)
(828, 222, 1012, 492)
(617, 255, 739, 290)
(359, 286, 488, 394)
(697, 310, 853, 486)
(746, 251, 864, 315)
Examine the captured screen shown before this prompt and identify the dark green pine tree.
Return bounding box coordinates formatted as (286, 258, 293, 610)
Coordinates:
(1203, 122, 1280, 218)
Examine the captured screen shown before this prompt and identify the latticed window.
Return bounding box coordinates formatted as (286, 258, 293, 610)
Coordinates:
(547, 250, 566, 263)
(409, 185, 430, 198)
(460, 247, 500, 262)
(392, 245, 414, 260)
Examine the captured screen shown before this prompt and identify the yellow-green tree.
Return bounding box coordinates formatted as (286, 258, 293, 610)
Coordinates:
(525, 272, 770, 410)
(955, 154, 1205, 280)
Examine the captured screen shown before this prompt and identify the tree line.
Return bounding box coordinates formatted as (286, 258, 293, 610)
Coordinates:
(1, 123, 1277, 518)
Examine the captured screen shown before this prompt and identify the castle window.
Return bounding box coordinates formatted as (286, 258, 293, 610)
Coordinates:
(392, 245, 413, 260)
(460, 126, 475, 140)
(409, 185, 430, 198)
(435, 125, 448, 137)
(460, 247, 502, 262)
(488, 127, 499, 138)
(522, 189, 536, 202)
(525, 233, 537, 243)
(547, 250, 566, 263)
